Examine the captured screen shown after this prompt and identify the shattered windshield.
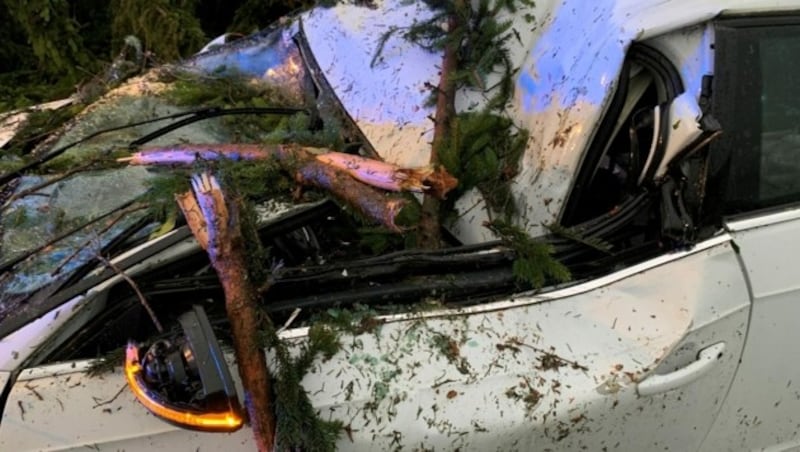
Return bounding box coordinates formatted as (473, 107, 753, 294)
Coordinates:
(0, 24, 320, 336)
(0, 170, 150, 294)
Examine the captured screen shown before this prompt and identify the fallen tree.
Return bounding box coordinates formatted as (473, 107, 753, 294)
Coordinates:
(122, 143, 457, 231)
(1, 2, 562, 450)
(177, 172, 276, 450)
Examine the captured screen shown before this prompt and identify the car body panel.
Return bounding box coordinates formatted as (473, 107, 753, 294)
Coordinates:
(701, 209, 800, 451)
(7, 2, 800, 450)
(0, 295, 87, 372)
(301, 1, 440, 170)
(1, 235, 749, 451)
(303, 0, 800, 242)
(1, 361, 257, 451)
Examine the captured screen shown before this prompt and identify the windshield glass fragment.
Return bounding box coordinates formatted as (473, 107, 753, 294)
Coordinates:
(0, 22, 321, 334)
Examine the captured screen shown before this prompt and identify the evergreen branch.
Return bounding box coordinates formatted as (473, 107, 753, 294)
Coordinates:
(487, 219, 571, 289)
(259, 320, 343, 451)
(546, 223, 615, 254)
(371, 26, 400, 68)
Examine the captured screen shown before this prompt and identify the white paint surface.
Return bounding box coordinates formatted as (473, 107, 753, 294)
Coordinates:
(1, 237, 750, 451)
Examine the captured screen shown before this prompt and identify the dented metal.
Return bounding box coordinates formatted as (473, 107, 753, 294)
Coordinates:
(4, 0, 800, 450)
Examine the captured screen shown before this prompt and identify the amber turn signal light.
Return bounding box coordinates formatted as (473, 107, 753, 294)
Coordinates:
(125, 343, 243, 431)
(124, 305, 244, 432)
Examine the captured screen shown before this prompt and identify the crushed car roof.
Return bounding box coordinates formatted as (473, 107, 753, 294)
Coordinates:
(301, 0, 800, 242)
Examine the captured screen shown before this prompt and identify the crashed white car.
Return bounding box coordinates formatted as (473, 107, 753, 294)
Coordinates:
(2, 0, 800, 450)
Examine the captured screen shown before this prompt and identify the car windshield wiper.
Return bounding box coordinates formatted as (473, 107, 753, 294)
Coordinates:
(0, 214, 169, 338)
(0, 106, 309, 189)
(0, 200, 143, 275)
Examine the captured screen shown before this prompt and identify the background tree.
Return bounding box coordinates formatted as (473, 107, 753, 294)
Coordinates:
(0, 0, 315, 110)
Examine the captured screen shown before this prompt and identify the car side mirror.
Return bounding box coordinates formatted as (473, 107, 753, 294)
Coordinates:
(124, 305, 244, 432)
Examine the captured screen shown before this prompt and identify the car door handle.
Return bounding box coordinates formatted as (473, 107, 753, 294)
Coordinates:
(637, 342, 726, 396)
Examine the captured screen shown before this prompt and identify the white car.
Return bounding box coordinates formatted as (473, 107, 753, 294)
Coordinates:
(2, 0, 800, 450)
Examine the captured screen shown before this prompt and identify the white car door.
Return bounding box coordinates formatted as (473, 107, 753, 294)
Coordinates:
(1, 234, 750, 451)
(698, 14, 800, 451)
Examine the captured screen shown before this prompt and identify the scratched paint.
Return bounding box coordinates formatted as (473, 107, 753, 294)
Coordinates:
(284, 239, 749, 451)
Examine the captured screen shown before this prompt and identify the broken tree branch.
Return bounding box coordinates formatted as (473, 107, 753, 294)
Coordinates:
(95, 252, 163, 333)
(121, 145, 456, 198)
(292, 159, 408, 232)
(182, 171, 276, 451)
(117, 144, 457, 197)
(121, 143, 455, 232)
(418, 2, 462, 249)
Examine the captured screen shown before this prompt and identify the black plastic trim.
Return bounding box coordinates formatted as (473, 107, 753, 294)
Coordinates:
(561, 44, 683, 226)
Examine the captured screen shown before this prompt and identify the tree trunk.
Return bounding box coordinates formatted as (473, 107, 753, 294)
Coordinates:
(124, 143, 458, 231)
(417, 4, 461, 249)
(177, 172, 276, 451)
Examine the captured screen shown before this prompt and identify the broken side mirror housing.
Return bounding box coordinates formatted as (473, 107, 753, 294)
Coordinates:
(124, 305, 244, 432)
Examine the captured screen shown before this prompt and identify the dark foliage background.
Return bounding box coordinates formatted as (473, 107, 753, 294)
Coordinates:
(0, 0, 314, 110)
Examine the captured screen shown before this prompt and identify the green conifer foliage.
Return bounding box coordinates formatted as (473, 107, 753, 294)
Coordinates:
(4, 0, 94, 78)
(110, 0, 207, 63)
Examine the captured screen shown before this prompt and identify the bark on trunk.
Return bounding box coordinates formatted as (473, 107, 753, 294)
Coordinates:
(124, 143, 454, 232)
(417, 5, 461, 249)
(177, 173, 276, 451)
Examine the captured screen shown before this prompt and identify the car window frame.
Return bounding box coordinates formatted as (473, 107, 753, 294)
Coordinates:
(560, 43, 684, 226)
(708, 12, 800, 222)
